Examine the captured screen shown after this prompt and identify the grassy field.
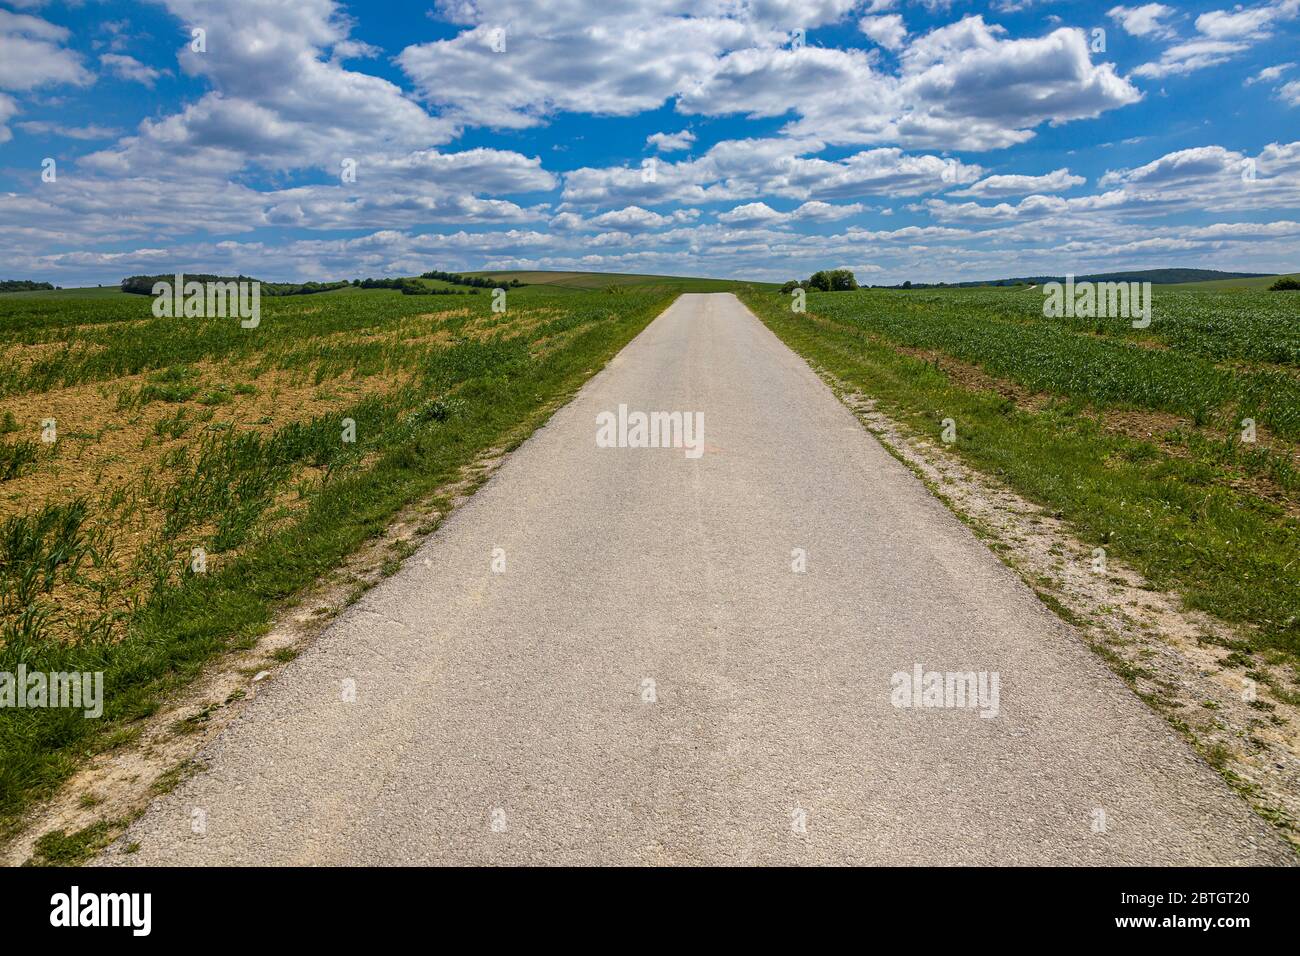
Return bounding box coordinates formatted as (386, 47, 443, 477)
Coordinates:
(739, 285, 1300, 674)
(1163, 272, 1300, 290)
(0, 277, 709, 832)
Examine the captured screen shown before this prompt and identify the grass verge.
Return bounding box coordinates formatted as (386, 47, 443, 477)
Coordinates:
(739, 288, 1300, 665)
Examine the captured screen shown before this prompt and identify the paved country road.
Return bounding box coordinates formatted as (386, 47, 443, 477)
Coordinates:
(105, 293, 1293, 865)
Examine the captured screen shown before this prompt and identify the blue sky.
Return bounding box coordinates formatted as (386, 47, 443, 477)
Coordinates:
(1, 0, 1298, 285)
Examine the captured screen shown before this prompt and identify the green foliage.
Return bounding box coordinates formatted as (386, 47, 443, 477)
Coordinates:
(795, 286, 1300, 440)
(794, 269, 858, 293)
(420, 269, 522, 289)
(1269, 277, 1300, 291)
(0, 500, 88, 614)
(0, 438, 39, 481)
(120, 274, 349, 296)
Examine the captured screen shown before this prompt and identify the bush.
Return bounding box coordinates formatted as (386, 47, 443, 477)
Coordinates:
(794, 269, 857, 293)
(827, 268, 858, 291)
(1268, 276, 1300, 291)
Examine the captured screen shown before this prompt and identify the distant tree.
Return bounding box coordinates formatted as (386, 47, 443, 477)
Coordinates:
(0, 279, 55, 292)
(827, 268, 858, 291)
(1268, 276, 1300, 290)
(785, 270, 857, 293)
(807, 270, 831, 291)
(901, 280, 912, 289)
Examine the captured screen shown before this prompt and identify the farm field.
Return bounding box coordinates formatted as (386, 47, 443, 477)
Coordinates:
(740, 285, 1300, 670)
(0, 279, 706, 832)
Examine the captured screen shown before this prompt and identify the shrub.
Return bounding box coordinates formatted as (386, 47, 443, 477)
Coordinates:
(793, 269, 857, 293)
(1268, 276, 1300, 291)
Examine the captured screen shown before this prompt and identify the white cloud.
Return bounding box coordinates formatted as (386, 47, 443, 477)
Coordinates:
(0, 9, 93, 91)
(1132, 38, 1250, 78)
(952, 168, 1086, 197)
(84, 0, 454, 177)
(1280, 80, 1300, 105)
(0, 92, 17, 144)
(561, 140, 983, 207)
(1132, 1, 1300, 78)
(16, 120, 122, 140)
(1195, 6, 1275, 40)
(589, 206, 680, 231)
(1246, 62, 1294, 84)
(400, 10, 768, 129)
(403, 9, 1140, 154)
(859, 14, 907, 51)
(717, 200, 867, 226)
(781, 17, 1141, 150)
(647, 129, 696, 152)
(1106, 4, 1177, 40)
(100, 53, 163, 88)
(716, 201, 787, 226)
(790, 200, 866, 221)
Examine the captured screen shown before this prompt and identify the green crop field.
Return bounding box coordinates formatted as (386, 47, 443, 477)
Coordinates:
(0, 278, 727, 830)
(740, 284, 1300, 670)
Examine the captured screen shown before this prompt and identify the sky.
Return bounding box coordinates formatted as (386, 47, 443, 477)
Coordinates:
(1, 0, 1298, 287)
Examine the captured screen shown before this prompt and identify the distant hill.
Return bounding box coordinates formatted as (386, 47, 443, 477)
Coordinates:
(887, 269, 1275, 289)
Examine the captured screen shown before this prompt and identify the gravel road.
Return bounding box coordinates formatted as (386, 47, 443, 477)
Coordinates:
(106, 293, 1293, 865)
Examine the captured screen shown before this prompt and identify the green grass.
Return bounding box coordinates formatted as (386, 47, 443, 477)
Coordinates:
(799, 286, 1300, 434)
(739, 286, 1300, 662)
(0, 279, 701, 836)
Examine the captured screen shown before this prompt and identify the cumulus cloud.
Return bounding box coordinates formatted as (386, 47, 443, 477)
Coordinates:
(952, 168, 1086, 197)
(647, 129, 696, 152)
(402, 8, 1139, 153)
(1195, 6, 1275, 39)
(717, 199, 866, 225)
(561, 139, 982, 207)
(84, 0, 454, 176)
(1106, 4, 1177, 39)
(859, 14, 908, 50)
(1132, 1, 1300, 78)
(716, 201, 787, 226)
(100, 53, 163, 88)
(1132, 38, 1250, 78)
(0, 9, 93, 91)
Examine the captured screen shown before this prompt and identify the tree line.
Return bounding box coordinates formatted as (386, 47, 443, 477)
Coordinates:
(779, 269, 858, 294)
(355, 277, 481, 296)
(120, 271, 524, 298)
(121, 274, 350, 296)
(419, 270, 524, 288)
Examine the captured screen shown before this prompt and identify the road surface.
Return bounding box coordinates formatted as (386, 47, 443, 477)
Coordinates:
(107, 293, 1292, 865)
